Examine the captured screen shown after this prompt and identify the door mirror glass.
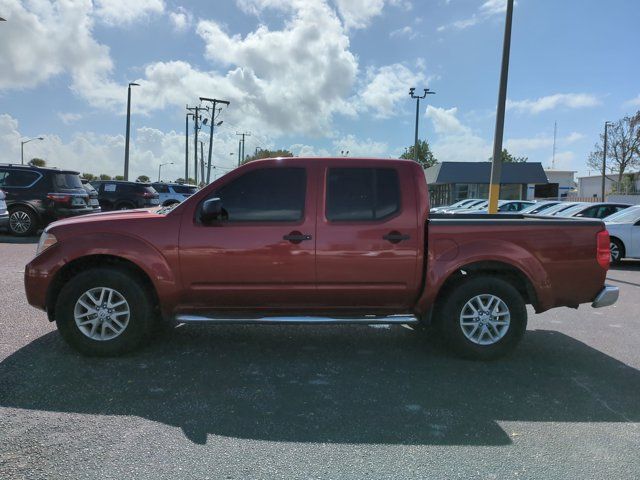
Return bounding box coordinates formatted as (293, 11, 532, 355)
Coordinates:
(201, 198, 223, 222)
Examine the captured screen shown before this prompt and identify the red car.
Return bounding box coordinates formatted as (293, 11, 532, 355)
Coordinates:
(24, 157, 618, 359)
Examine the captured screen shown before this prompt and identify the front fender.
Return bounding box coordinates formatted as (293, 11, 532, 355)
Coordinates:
(26, 232, 180, 319)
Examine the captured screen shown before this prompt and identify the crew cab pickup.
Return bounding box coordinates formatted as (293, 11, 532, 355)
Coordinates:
(24, 158, 618, 359)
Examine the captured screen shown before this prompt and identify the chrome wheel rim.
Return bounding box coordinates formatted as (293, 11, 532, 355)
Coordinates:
(459, 294, 511, 346)
(74, 287, 130, 341)
(9, 211, 31, 234)
(610, 242, 620, 261)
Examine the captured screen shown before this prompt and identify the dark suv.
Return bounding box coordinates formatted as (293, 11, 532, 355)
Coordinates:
(90, 180, 160, 211)
(0, 164, 93, 236)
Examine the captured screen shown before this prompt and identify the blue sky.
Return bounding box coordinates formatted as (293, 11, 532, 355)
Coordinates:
(1, 0, 639, 181)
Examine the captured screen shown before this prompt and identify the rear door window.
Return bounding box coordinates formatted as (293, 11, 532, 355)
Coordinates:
(326, 168, 400, 221)
(0, 169, 41, 188)
(53, 173, 83, 190)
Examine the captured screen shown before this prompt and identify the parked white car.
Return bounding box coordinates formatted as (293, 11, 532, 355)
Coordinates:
(463, 200, 535, 214)
(518, 200, 562, 215)
(151, 183, 198, 206)
(604, 205, 640, 263)
(554, 202, 630, 219)
(430, 198, 481, 213)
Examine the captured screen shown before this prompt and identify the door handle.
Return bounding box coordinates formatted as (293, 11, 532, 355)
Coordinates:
(383, 231, 410, 244)
(283, 231, 313, 244)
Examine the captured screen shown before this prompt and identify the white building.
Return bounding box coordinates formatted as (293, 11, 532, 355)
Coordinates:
(578, 172, 640, 198)
(525, 169, 576, 200)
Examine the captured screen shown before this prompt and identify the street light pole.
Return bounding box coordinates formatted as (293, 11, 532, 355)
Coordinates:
(487, 0, 514, 214)
(158, 162, 174, 182)
(124, 82, 139, 181)
(185, 111, 193, 183)
(409, 87, 435, 163)
(20, 137, 44, 165)
(601, 121, 613, 202)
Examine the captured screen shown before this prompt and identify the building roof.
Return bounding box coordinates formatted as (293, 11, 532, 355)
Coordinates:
(425, 161, 548, 185)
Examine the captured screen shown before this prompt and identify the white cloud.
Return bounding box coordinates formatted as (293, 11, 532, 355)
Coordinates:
(57, 113, 83, 125)
(0, 1, 114, 93)
(332, 134, 390, 157)
(169, 7, 192, 32)
(624, 94, 640, 108)
(360, 63, 429, 119)
(332, 0, 411, 29)
(564, 132, 585, 143)
(507, 93, 601, 114)
(94, 0, 165, 25)
(425, 106, 491, 162)
(0, 114, 243, 182)
(438, 0, 507, 31)
(389, 25, 418, 39)
(289, 143, 331, 157)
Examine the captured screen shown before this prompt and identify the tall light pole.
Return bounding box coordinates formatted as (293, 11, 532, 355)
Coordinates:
(158, 161, 174, 182)
(601, 121, 614, 202)
(124, 82, 139, 181)
(21, 137, 44, 165)
(409, 87, 435, 163)
(487, 0, 514, 214)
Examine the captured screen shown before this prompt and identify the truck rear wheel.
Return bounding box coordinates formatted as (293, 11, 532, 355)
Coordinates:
(55, 267, 154, 356)
(437, 276, 527, 360)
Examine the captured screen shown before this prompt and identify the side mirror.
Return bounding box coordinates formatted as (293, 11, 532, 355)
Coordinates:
(200, 197, 223, 222)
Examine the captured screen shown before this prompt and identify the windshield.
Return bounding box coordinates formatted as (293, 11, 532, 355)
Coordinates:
(541, 202, 580, 215)
(520, 202, 559, 214)
(605, 205, 640, 223)
(555, 204, 587, 217)
(172, 185, 198, 194)
(54, 173, 83, 190)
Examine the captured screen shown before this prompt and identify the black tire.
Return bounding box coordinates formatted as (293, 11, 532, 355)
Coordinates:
(115, 202, 134, 210)
(436, 276, 527, 360)
(8, 206, 39, 236)
(55, 267, 154, 356)
(610, 238, 625, 264)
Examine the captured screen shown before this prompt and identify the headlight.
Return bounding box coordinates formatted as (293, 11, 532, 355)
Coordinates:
(36, 232, 57, 256)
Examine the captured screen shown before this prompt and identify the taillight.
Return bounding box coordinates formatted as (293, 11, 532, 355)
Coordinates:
(596, 229, 610, 269)
(47, 193, 71, 204)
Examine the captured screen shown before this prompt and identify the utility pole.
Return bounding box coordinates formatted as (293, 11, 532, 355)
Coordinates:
(551, 121, 557, 169)
(185, 110, 193, 183)
(409, 87, 435, 163)
(200, 98, 230, 184)
(158, 162, 173, 182)
(488, 0, 514, 214)
(124, 82, 139, 181)
(187, 105, 207, 185)
(236, 132, 250, 165)
(601, 121, 613, 202)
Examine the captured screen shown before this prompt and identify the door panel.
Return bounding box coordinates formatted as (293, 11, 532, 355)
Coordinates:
(315, 162, 420, 310)
(178, 165, 317, 311)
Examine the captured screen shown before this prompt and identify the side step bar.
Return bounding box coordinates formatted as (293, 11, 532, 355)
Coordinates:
(175, 314, 419, 325)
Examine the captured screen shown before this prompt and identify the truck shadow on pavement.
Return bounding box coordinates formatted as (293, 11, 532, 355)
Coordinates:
(1, 326, 639, 446)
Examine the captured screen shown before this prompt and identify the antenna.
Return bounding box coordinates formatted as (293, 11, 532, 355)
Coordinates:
(551, 121, 557, 169)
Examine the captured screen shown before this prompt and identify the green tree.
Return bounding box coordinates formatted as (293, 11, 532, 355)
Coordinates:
(114, 175, 125, 181)
(99, 174, 112, 180)
(243, 148, 294, 164)
(400, 140, 438, 168)
(81, 173, 96, 181)
(136, 175, 150, 183)
(28, 158, 46, 167)
(489, 148, 528, 163)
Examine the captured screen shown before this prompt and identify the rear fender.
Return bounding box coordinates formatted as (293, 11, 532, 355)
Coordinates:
(416, 238, 552, 314)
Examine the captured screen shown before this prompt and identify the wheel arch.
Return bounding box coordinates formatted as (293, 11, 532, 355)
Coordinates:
(609, 235, 626, 256)
(433, 260, 538, 313)
(45, 254, 160, 323)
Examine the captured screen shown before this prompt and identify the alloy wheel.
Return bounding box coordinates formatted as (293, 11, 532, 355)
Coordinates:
(9, 210, 31, 234)
(73, 287, 130, 341)
(459, 294, 511, 346)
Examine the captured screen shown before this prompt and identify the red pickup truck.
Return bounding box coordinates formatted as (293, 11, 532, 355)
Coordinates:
(25, 157, 618, 359)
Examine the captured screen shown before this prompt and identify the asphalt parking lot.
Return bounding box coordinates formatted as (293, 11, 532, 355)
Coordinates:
(1, 237, 639, 480)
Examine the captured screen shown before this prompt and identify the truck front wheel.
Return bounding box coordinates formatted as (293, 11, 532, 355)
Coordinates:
(437, 276, 527, 360)
(55, 267, 154, 356)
